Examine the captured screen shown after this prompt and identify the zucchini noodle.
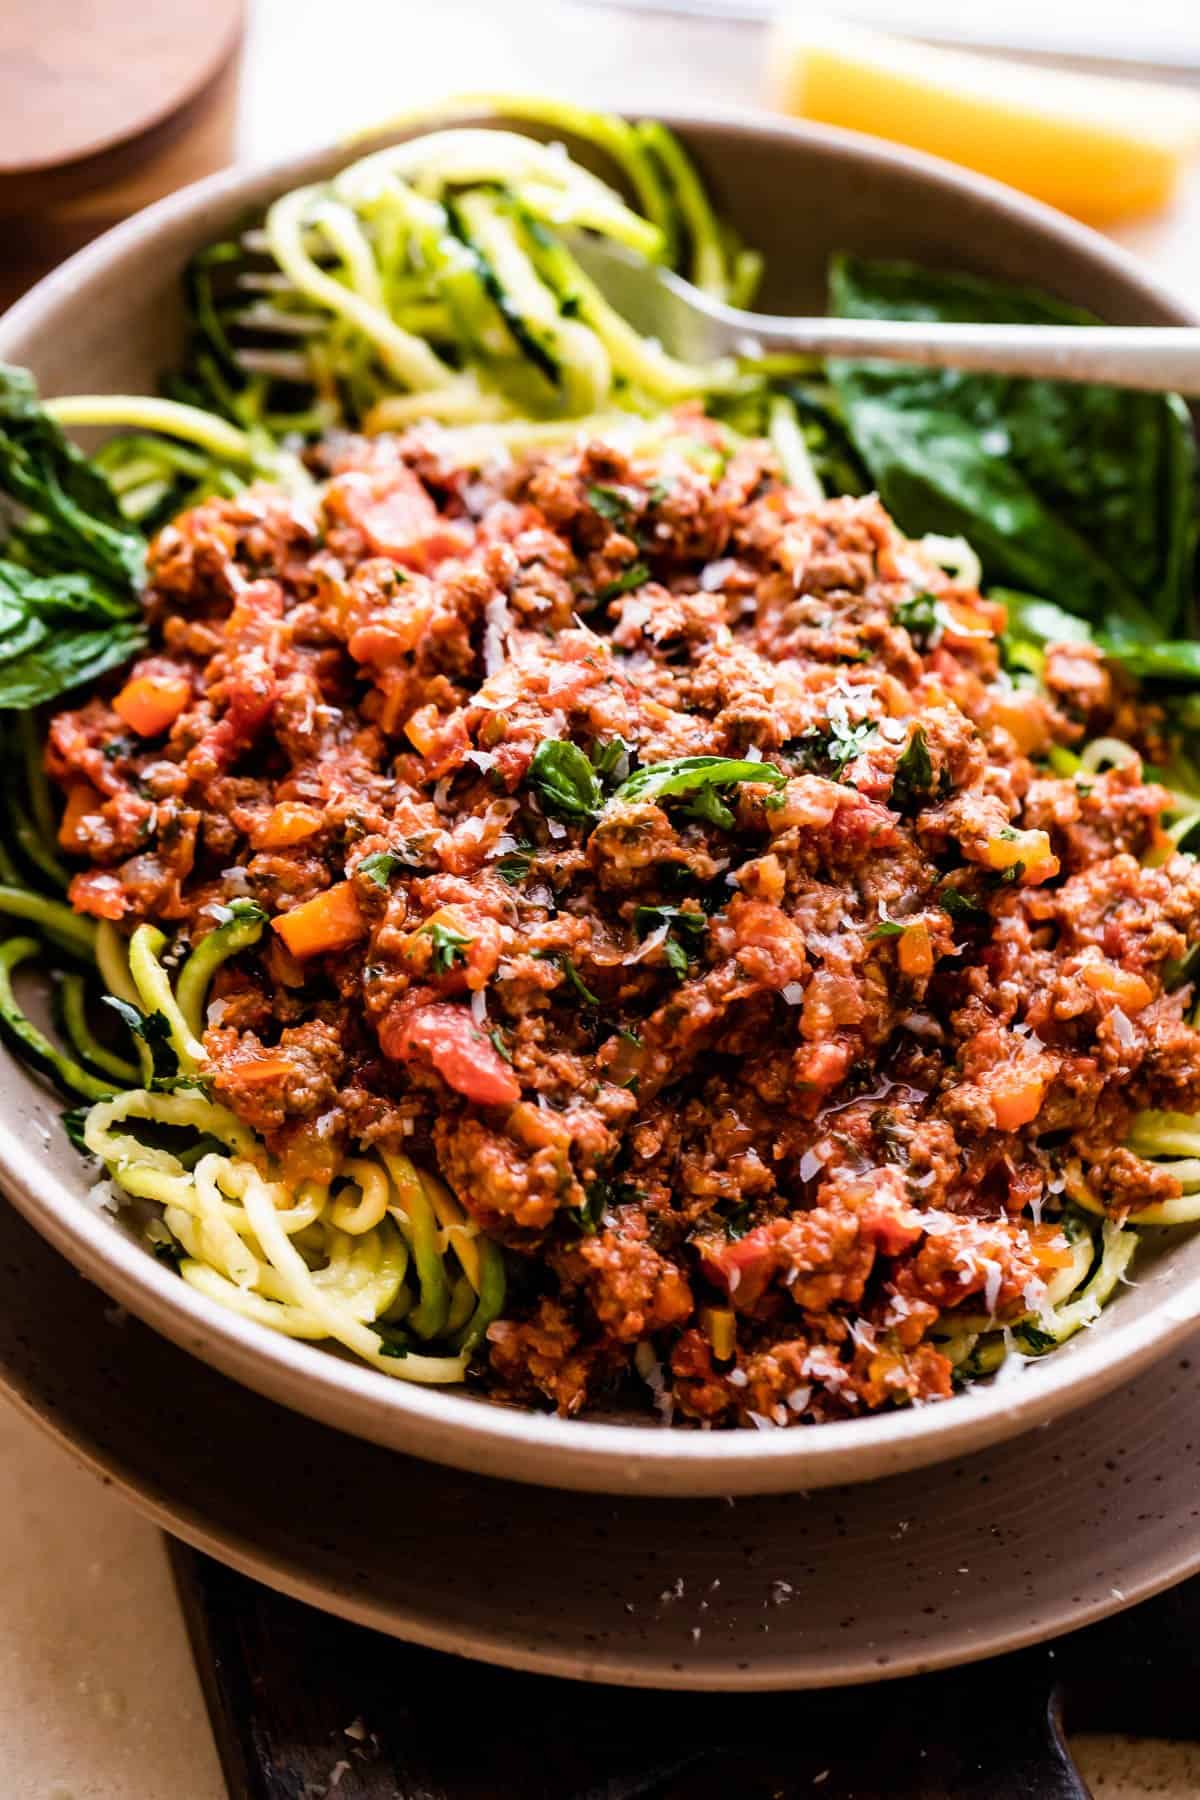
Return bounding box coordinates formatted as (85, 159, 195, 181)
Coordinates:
(70, 116, 747, 475)
(81, 1091, 482, 1382)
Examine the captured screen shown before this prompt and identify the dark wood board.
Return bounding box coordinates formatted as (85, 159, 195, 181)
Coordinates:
(170, 1539, 1200, 1799)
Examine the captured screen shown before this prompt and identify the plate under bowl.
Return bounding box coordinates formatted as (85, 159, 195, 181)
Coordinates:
(2, 1180, 1200, 1687)
(1, 107, 1198, 1496)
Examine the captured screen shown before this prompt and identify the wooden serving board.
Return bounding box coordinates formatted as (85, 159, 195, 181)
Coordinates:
(171, 1539, 1200, 1798)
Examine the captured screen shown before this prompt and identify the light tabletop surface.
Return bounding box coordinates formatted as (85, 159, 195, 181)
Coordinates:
(4, 2, 1200, 1794)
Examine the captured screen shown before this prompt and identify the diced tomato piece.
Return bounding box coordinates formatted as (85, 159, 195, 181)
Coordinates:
(326, 468, 470, 569)
(859, 1200, 924, 1258)
(698, 1228, 776, 1308)
(68, 870, 127, 921)
(380, 1002, 520, 1107)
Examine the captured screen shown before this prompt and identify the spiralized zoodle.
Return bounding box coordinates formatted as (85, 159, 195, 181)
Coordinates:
(0, 99, 1199, 1421)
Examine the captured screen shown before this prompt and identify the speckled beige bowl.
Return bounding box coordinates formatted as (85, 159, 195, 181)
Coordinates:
(1, 109, 1197, 1497)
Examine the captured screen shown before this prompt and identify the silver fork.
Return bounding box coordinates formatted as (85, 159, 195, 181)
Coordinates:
(568, 234, 1200, 394)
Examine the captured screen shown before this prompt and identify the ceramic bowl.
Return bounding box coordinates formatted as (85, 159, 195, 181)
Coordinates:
(2, 108, 1197, 1496)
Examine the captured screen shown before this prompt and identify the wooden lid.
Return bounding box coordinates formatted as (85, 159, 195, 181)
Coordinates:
(0, 0, 243, 206)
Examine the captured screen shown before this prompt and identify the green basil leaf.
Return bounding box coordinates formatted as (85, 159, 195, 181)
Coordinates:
(529, 739, 602, 820)
(829, 258, 1194, 640)
(0, 364, 145, 590)
(613, 755, 785, 812)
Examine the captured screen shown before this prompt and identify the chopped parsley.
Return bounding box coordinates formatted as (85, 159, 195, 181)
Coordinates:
(357, 850, 403, 889)
(894, 590, 940, 644)
(796, 707, 877, 779)
(577, 1182, 608, 1234)
(890, 726, 943, 813)
(587, 483, 636, 524)
(597, 561, 650, 600)
(723, 1199, 754, 1240)
(495, 844, 534, 884)
(418, 919, 474, 973)
(634, 904, 707, 978)
(938, 885, 988, 923)
(535, 948, 600, 1005)
(573, 1175, 645, 1236)
(488, 1027, 514, 1064)
(868, 919, 906, 940)
(560, 954, 600, 1005)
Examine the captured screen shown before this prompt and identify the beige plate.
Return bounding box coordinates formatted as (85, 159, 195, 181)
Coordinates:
(1, 1182, 1199, 1687)
(1, 109, 1199, 1497)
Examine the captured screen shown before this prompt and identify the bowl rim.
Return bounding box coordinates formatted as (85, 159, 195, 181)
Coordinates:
(3, 103, 1199, 1496)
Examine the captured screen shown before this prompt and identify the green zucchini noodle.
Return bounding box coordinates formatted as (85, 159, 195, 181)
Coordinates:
(83, 1090, 489, 1382)
(932, 1215, 1138, 1381)
(41, 117, 748, 481)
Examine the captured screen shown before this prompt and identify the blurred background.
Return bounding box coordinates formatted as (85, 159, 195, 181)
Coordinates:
(4, 0, 1200, 309)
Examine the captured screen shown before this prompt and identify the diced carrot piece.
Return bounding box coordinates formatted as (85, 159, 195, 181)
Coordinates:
(255, 802, 324, 849)
(982, 827, 1059, 885)
(989, 1072, 1046, 1131)
(1082, 961, 1154, 1012)
(1028, 1222, 1074, 1272)
(939, 598, 994, 644)
(113, 674, 191, 737)
(404, 704, 441, 757)
(227, 1056, 296, 1086)
(272, 882, 365, 958)
(991, 694, 1049, 757)
(897, 920, 933, 978)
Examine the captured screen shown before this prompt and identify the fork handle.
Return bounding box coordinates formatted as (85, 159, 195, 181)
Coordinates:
(729, 315, 1200, 395)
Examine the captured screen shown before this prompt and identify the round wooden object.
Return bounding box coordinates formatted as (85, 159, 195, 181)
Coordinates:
(0, 0, 244, 311)
(0, 0, 244, 208)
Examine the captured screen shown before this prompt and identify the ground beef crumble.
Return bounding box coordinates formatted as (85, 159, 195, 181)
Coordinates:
(46, 413, 1200, 1425)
